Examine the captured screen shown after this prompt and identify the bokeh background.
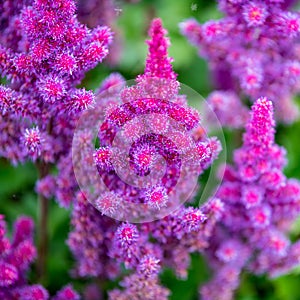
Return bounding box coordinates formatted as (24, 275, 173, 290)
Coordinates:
(1, 0, 300, 299)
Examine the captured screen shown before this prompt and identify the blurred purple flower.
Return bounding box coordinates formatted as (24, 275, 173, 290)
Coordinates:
(180, 0, 300, 123)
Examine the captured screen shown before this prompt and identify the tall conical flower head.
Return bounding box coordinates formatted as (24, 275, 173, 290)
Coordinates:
(200, 97, 300, 299)
(243, 97, 275, 149)
(125, 18, 180, 101)
(180, 1, 300, 123)
(73, 18, 221, 223)
(143, 18, 177, 80)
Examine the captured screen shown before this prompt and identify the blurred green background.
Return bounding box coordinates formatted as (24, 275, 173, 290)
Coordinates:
(1, 0, 300, 299)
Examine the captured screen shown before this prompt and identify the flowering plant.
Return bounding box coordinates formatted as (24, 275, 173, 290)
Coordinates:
(1, 0, 300, 299)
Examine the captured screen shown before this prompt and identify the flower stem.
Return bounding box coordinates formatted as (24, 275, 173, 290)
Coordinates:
(36, 161, 50, 282)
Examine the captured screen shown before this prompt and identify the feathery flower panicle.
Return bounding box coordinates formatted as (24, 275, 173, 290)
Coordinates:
(0, 214, 47, 299)
(0, 0, 112, 206)
(143, 18, 177, 80)
(180, 0, 300, 123)
(84, 18, 221, 222)
(67, 192, 120, 278)
(200, 98, 300, 300)
(69, 18, 222, 298)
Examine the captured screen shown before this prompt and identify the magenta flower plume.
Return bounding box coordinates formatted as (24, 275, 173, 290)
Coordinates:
(0, 214, 40, 298)
(201, 98, 300, 299)
(143, 18, 177, 80)
(69, 18, 223, 299)
(0, 0, 112, 207)
(88, 18, 221, 220)
(180, 0, 300, 123)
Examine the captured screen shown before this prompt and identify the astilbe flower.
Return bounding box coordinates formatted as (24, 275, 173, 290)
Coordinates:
(0, 214, 48, 299)
(200, 98, 300, 300)
(0, 0, 112, 207)
(68, 18, 222, 299)
(180, 0, 300, 123)
(89, 18, 222, 220)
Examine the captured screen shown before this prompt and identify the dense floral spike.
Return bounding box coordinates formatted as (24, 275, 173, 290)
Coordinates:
(67, 192, 120, 278)
(200, 98, 300, 300)
(143, 18, 177, 80)
(0, 0, 112, 207)
(0, 215, 39, 297)
(69, 18, 221, 299)
(87, 18, 220, 220)
(180, 1, 300, 123)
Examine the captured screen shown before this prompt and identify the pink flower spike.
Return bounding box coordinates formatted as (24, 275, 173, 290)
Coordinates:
(143, 18, 177, 80)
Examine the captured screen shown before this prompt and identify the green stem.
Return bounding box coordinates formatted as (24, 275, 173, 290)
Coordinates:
(36, 161, 50, 283)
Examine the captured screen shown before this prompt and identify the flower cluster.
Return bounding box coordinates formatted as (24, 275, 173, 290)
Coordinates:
(180, 0, 300, 123)
(0, 214, 79, 299)
(0, 214, 46, 299)
(88, 18, 221, 221)
(68, 18, 223, 298)
(0, 0, 112, 207)
(201, 98, 300, 300)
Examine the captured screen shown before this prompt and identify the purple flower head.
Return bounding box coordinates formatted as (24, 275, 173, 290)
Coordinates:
(181, 207, 207, 232)
(15, 284, 49, 300)
(181, 1, 300, 123)
(0, 0, 112, 207)
(145, 186, 168, 211)
(116, 223, 139, 247)
(243, 2, 268, 27)
(23, 127, 44, 158)
(200, 97, 300, 298)
(137, 255, 160, 277)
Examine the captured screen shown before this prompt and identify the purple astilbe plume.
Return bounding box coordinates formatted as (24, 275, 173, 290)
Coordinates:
(0, 0, 112, 203)
(0, 214, 49, 299)
(0, 0, 112, 288)
(200, 97, 300, 300)
(87, 18, 222, 220)
(68, 18, 222, 298)
(67, 192, 120, 278)
(180, 0, 300, 123)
